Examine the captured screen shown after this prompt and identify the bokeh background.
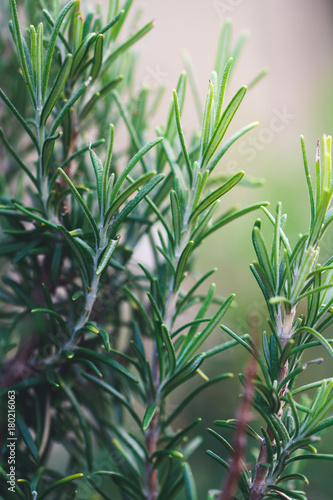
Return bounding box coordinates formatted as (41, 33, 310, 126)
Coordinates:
(129, 1, 333, 498)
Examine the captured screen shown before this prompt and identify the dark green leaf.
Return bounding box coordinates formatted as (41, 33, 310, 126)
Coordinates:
(142, 403, 158, 431)
(173, 89, 192, 185)
(9, 0, 36, 107)
(58, 168, 99, 244)
(82, 372, 141, 427)
(90, 471, 143, 497)
(96, 237, 120, 275)
(190, 172, 244, 222)
(161, 324, 176, 373)
(201, 86, 247, 169)
(16, 413, 39, 462)
(178, 294, 235, 365)
(42, 0, 76, 100)
(38, 474, 83, 500)
(0, 129, 37, 187)
(40, 54, 73, 126)
(75, 347, 138, 383)
(16, 479, 33, 500)
(91, 33, 104, 80)
(174, 241, 194, 291)
(104, 20, 154, 66)
(42, 131, 62, 175)
(57, 224, 91, 286)
(162, 353, 206, 396)
(183, 463, 197, 500)
(49, 77, 91, 137)
(71, 32, 96, 77)
(79, 76, 123, 120)
(0, 89, 38, 148)
(108, 174, 164, 237)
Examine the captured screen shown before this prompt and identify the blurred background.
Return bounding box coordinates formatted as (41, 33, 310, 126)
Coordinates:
(128, 1, 333, 498)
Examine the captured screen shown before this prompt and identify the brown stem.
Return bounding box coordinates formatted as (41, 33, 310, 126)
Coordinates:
(249, 307, 296, 499)
(249, 440, 269, 500)
(0, 335, 40, 388)
(144, 344, 160, 500)
(144, 408, 160, 500)
(0, 255, 54, 388)
(219, 355, 256, 500)
(249, 361, 290, 500)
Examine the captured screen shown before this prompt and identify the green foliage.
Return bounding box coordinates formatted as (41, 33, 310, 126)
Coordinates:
(0, 2, 332, 500)
(209, 136, 333, 499)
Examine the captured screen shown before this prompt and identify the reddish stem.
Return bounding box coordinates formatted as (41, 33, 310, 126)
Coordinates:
(219, 355, 256, 500)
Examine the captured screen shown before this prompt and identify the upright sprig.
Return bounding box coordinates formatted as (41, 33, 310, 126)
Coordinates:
(2, 0, 154, 217)
(0, 0, 160, 350)
(0, 1, 163, 497)
(209, 135, 333, 500)
(83, 26, 268, 500)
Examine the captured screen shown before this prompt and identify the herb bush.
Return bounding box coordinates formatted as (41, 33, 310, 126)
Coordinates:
(0, 1, 332, 499)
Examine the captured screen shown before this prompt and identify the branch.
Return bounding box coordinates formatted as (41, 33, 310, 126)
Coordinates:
(219, 353, 256, 500)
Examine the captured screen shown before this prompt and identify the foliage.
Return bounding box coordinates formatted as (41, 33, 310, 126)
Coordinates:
(209, 135, 333, 500)
(0, 1, 332, 500)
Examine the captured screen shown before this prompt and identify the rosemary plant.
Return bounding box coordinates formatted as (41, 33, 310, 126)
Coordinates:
(209, 136, 333, 500)
(0, 1, 332, 500)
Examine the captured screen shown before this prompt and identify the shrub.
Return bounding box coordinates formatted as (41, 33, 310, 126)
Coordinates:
(0, 1, 332, 499)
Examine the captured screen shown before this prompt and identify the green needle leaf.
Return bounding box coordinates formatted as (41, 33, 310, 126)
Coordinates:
(57, 224, 91, 286)
(58, 168, 99, 244)
(0, 89, 38, 148)
(79, 76, 123, 120)
(198, 80, 214, 165)
(104, 20, 154, 67)
(183, 463, 198, 500)
(216, 57, 233, 123)
(41, 8, 71, 52)
(59, 139, 105, 170)
(82, 372, 141, 427)
(71, 32, 96, 77)
(89, 471, 143, 497)
(293, 327, 333, 359)
(96, 10, 124, 37)
(75, 347, 138, 383)
(161, 324, 176, 373)
(38, 474, 83, 500)
(96, 237, 120, 275)
(16, 413, 39, 462)
(178, 294, 235, 365)
(9, 0, 36, 107)
(0, 129, 37, 187)
(42, 0, 76, 100)
(142, 403, 158, 431)
(162, 352, 206, 396)
(252, 223, 275, 292)
(49, 77, 91, 136)
(111, 137, 163, 201)
(173, 89, 193, 186)
(201, 85, 247, 169)
(190, 171, 244, 222)
(89, 147, 103, 211)
(16, 479, 33, 500)
(106, 171, 156, 225)
(40, 54, 73, 126)
(163, 374, 232, 429)
(170, 190, 181, 249)
(31, 308, 70, 335)
(91, 34, 104, 80)
(108, 173, 164, 237)
(42, 131, 62, 175)
(174, 241, 194, 291)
